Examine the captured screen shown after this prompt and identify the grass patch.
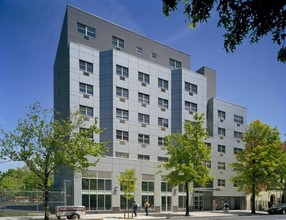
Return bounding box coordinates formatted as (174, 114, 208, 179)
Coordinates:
(0, 211, 31, 217)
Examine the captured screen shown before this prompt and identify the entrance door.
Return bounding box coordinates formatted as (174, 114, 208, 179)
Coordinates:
(194, 195, 204, 210)
(161, 196, 172, 212)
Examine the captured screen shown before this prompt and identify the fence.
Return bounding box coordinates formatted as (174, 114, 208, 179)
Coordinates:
(0, 190, 64, 216)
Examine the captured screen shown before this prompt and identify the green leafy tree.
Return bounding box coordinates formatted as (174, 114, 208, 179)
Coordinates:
(162, 0, 286, 63)
(159, 113, 212, 216)
(118, 169, 137, 219)
(230, 120, 284, 214)
(0, 166, 45, 191)
(0, 102, 108, 220)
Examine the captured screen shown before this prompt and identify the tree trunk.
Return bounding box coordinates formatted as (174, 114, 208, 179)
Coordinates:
(185, 182, 190, 216)
(44, 174, 49, 220)
(44, 188, 49, 220)
(251, 183, 256, 214)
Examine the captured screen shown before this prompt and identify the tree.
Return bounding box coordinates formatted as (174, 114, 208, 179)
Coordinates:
(230, 120, 285, 214)
(159, 113, 212, 216)
(0, 166, 45, 191)
(162, 0, 286, 63)
(0, 102, 108, 220)
(118, 169, 137, 219)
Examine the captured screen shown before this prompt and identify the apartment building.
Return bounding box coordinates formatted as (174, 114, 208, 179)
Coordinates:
(53, 5, 247, 212)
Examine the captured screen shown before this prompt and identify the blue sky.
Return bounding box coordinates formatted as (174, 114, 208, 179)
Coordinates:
(0, 0, 285, 171)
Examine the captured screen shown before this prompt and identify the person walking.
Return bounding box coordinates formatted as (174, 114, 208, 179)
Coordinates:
(144, 199, 150, 216)
(223, 201, 229, 212)
(132, 201, 139, 217)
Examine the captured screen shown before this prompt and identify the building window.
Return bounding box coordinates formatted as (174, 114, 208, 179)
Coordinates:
(179, 196, 187, 208)
(138, 92, 150, 104)
(234, 147, 243, 154)
(136, 47, 143, 54)
(218, 110, 226, 120)
(158, 78, 168, 90)
(142, 181, 154, 192)
(116, 87, 129, 99)
(218, 127, 226, 136)
(116, 64, 129, 78)
(203, 160, 211, 168)
(79, 82, 93, 95)
(185, 101, 198, 112)
(80, 105, 93, 117)
(158, 117, 168, 128)
(218, 145, 226, 153)
(218, 179, 225, 187)
(82, 194, 111, 211)
(112, 36, 124, 48)
(234, 131, 243, 139)
(116, 130, 129, 141)
(218, 162, 226, 170)
(138, 72, 150, 84)
(158, 156, 168, 162)
(185, 82, 197, 94)
(116, 108, 129, 120)
(138, 134, 150, 144)
(138, 154, 150, 160)
(82, 178, 111, 211)
(138, 113, 150, 124)
(77, 23, 95, 38)
(116, 151, 129, 158)
(79, 60, 93, 73)
(234, 115, 243, 124)
(158, 98, 168, 109)
(158, 137, 167, 146)
(169, 58, 181, 69)
(161, 182, 172, 192)
(151, 52, 157, 60)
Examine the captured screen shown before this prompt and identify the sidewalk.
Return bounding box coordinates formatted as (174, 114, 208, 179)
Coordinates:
(0, 210, 269, 220)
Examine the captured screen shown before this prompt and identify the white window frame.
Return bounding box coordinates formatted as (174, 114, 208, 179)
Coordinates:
(218, 110, 226, 120)
(169, 58, 182, 69)
(158, 78, 168, 90)
(116, 87, 129, 99)
(158, 98, 168, 109)
(136, 46, 143, 54)
(158, 117, 168, 128)
(218, 179, 225, 187)
(77, 23, 95, 38)
(116, 130, 128, 141)
(151, 52, 157, 60)
(79, 105, 93, 117)
(79, 60, 93, 73)
(138, 134, 150, 144)
(234, 131, 243, 139)
(218, 162, 226, 170)
(234, 115, 243, 124)
(185, 101, 197, 112)
(116, 64, 128, 78)
(112, 36, 124, 48)
(138, 113, 150, 124)
(116, 108, 129, 120)
(185, 82, 197, 94)
(218, 127, 226, 136)
(138, 154, 150, 160)
(138, 72, 150, 84)
(158, 137, 167, 146)
(138, 92, 150, 104)
(79, 82, 93, 95)
(218, 145, 226, 153)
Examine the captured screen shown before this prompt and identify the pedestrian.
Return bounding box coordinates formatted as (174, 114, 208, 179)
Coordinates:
(223, 201, 229, 212)
(144, 199, 150, 216)
(133, 200, 139, 217)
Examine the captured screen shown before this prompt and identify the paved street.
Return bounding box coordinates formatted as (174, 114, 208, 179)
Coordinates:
(2, 210, 284, 220)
